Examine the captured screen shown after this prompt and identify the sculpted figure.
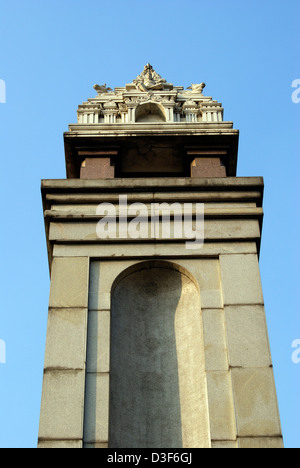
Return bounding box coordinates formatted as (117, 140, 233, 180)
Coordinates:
(187, 83, 206, 94)
(93, 84, 113, 95)
(133, 63, 172, 92)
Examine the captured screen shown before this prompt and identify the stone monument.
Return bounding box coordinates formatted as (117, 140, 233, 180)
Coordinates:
(38, 65, 283, 448)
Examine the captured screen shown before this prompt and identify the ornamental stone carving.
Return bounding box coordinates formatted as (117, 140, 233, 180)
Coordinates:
(187, 83, 206, 94)
(132, 63, 173, 92)
(93, 84, 113, 95)
(76, 65, 224, 124)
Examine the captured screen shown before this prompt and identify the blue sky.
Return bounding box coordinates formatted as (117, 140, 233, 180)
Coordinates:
(0, 0, 299, 448)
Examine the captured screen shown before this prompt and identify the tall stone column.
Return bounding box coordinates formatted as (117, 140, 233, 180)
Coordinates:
(38, 65, 283, 449)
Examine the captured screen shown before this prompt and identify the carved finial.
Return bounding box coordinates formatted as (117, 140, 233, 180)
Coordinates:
(187, 83, 206, 94)
(133, 64, 173, 92)
(93, 84, 113, 95)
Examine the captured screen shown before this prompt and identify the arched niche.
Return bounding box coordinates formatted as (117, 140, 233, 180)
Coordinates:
(135, 102, 166, 123)
(109, 261, 209, 448)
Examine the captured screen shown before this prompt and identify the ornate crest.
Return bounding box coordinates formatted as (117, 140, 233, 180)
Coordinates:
(133, 63, 173, 92)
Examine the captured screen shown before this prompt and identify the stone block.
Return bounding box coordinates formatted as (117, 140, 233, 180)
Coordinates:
(225, 305, 272, 368)
(200, 290, 223, 309)
(80, 157, 115, 179)
(42, 176, 264, 192)
(51, 203, 100, 214)
(211, 440, 238, 449)
(206, 371, 236, 441)
(49, 219, 260, 242)
(88, 261, 101, 310)
(238, 437, 284, 449)
(86, 310, 110, 373)
(49, 257, 89, 308)
(38, 440, 83, 449)
(231, 367, 282, 437)
(176, 259, 222, 309)
(88, 260, 137, 310)
(191, 157, 226, 178)
(39, 370, 85, 440)
(220, 254, 264, 305)
(83, 373, 109, 443)
(98, 261, 138, 293)
(44, 308, 88, 370)
(53, 241, 258, 259)
(202, 309, 228, 371)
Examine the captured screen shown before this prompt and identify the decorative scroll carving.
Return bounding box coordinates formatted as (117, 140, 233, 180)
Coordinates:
(125, 93, 176, 106)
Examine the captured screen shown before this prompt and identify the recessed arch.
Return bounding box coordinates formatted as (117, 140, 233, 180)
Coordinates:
(111, 260, 200, 294)
(109, 260, 209, 448)
(135, 102, 166, 123)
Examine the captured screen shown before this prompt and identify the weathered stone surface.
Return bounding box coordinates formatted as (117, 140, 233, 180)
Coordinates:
(86, 310, 110, 373)
(231, 367, 282, 437)
(83, 373, 109, 444)
(191, 157, 226, 178)
(212, 440, 237, 449)
(80, 157, 115, 179)
(38, 440, 83, 449)
(44, 308, 87, 370)
(225, 305, 272, 368)
(202, 309, 228, 371)
(220, 254, 264, 305)
(88, 260, 137, 311)
(42, 176, 264, 191)
(49, 257, 89, 308)
(48, 219, 260, 243)
(109, 262, 210, 448)
(176, 259, 222, 309)
(39, 370, 85, 440)
(53, 242, 258, 258)
(206, 371, 236, 441)
(238, 437, 284, 449)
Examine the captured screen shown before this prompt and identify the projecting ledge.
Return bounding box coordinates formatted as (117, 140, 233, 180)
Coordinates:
(44, 207, 264, 221)
(41, 177, 264, 191)
(67, 122, 237, 135)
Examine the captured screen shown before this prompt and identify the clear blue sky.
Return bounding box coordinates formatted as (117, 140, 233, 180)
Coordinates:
(0, 0, 299, 448)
